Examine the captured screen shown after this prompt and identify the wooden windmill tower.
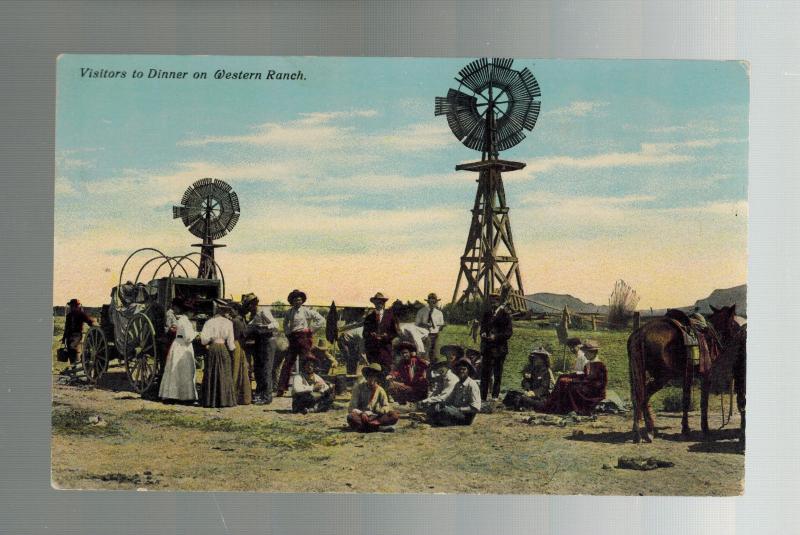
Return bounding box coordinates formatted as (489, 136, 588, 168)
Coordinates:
(435, 58, 541, 312)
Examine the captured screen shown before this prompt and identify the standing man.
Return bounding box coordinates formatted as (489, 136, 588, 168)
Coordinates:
(479, 291, 513, 401)
(62, 298, 94, 369)
(242, 293, 279, 405)
(415, 292, 445, 357)
(278, 289, 325, 396)
(362, 292, 400, 375)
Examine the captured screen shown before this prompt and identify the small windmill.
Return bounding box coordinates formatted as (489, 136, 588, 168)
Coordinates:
(435, 58, 541, 312)
(172, 178, 240, 279)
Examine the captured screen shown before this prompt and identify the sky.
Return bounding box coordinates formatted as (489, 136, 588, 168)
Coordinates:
(55, 55, 749, 308)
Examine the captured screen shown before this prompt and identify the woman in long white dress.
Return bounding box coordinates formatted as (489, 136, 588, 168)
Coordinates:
(159, 299, 198, 402)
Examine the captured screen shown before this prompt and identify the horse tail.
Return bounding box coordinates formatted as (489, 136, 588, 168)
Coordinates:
(628, 328, 647, 422)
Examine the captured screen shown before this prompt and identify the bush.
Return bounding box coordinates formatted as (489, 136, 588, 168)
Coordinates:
(442, 300, 485, 325)
(659, 386, 698, 412)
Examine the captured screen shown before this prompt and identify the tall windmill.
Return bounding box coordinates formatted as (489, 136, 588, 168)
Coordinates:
(435, 57, 541, 312)
(172, 178, 240, 279)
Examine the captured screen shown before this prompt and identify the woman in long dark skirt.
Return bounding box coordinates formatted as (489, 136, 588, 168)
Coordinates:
(199, 301, 237, 408)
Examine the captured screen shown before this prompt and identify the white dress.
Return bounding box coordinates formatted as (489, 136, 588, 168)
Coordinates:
(158, 314, 198, 400)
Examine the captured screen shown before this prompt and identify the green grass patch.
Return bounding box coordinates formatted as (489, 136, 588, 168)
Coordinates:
(51, 407, 126, 438)
(127, 408, 344, 451)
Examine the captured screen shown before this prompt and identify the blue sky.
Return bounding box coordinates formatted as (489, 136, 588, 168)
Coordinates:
(55, 55, 748, 307)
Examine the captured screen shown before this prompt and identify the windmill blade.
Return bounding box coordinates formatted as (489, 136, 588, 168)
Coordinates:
(457, 58, 489, 93)
(496, 131, 527, 152)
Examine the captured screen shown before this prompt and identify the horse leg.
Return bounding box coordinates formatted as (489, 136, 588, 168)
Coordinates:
(643, 376, 668, 442)
(632, 402, 642, 443)
(700, 376, 710, 440)
(681, 364, 694, 439)
(736, 374, 746, 450)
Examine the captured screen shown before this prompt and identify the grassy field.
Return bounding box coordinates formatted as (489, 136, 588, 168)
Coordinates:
(51, 316, 740, 494)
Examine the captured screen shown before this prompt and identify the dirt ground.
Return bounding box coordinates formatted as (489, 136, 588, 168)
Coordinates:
(51, 369, 743, 495)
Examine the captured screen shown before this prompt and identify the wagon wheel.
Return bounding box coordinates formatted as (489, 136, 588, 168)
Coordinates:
(123, 313, 159, 394)
(81, 326, 109, 384)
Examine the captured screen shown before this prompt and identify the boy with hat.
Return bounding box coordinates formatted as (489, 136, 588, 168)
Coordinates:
(426, 358, 481, 426)
(291, 355, 334, 414)
(414, 292, 445, 357)
(277, 289, 326, 396)
(503, 347, 555, 410)
(242, 293, 279, 404)
(61, 298, 95, 369)
(418, 354, 459, 409)
(347, 362, 399, 432)
(566, 337, 588, 374)
(362, 292, 400, 374)
(386, 341, 429, 404)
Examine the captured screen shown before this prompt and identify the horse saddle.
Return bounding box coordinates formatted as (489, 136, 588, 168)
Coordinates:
(664, 310, 718, 372)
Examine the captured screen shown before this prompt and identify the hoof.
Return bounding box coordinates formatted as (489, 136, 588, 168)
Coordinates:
(633, 434, 641, 444)
(643, 433, 654, 443)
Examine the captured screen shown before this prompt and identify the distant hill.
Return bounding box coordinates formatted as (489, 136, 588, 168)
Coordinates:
(526, 284, 746, 318)
(524, 293, 608, 314)
(692, 284, 747, 316)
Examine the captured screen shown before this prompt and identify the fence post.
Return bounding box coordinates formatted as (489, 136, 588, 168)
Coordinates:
(591, 315, 597, 331)
(633, 311, 641, 330)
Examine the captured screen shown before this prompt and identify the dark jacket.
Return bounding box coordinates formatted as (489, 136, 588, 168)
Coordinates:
(363, 309, 400, 351)
(479, 306, 513, 354)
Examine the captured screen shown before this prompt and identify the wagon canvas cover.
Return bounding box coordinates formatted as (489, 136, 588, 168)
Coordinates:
(52, 55, 748, 495)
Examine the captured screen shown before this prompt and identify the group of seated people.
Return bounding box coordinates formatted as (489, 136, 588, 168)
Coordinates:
(291, 335, 608, 433)
(289, 341, 483, 433)
(502, 338, 608, 416)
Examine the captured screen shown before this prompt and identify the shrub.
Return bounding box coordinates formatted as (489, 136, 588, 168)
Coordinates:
(659, 386, 698, 412)
(442, 299, 485, 325)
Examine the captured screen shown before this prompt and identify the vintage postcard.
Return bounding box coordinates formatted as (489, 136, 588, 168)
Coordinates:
(53, 55, 748, 494)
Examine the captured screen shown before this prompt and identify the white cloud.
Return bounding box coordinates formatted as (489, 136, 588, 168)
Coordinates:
(546, 100, 609, 117)
(55, 176, 77, 196)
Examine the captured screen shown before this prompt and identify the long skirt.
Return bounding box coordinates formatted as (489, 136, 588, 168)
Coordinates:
(231, 341, 252, 405)
(201, 343, 236, 408)
(159, 339, 198, 401)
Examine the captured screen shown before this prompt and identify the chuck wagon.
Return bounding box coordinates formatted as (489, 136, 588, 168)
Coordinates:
(80, 248, 226, 393)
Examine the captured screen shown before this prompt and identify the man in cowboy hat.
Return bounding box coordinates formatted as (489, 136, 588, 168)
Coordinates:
(386, 341, 429, 404)
(362, 292, 400, 375)
(242, 293, 279, 404)
(61, 298, 95, 369)
(479, 291, 514, 401)
(414, 292, 446, 357)
(277, 289, 326, 396)
(347, 362, 399, 432)
(418, 353, 459, 409)
(290, 355, 334, 414)
(425, 358, 481, 426)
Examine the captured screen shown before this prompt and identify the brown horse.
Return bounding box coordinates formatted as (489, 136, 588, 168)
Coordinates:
(627, 304, 746, 444)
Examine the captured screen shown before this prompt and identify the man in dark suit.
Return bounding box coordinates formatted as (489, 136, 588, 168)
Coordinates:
(362, 292, 400, 374)
(479, 291, 513, 401)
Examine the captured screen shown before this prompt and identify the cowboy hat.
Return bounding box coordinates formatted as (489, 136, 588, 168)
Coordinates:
(581, 339, 600, 351)
(369, 292, 389, 304)
(396, 341, 417, 353)
(67, 298, 81, 307)
(362, 362, 383, 377)
(241, 292, 259, 306)
(453, 357, 476, 377)
(429, 354, 450, 369)
(426, 292, 440, 302)
(566, 337, 582, 348)
(287, 289, 307, 303)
